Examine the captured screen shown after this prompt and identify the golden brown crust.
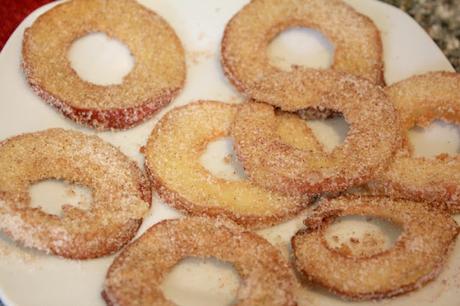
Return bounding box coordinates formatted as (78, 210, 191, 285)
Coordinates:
(368, 71, 460, 213)
(292, 196, 459, 300)
(22, 0, 186, 130)
(103, 217, 297, 306)
(0, 129, 151, 259)
(221, 0, 385, 111)
(230, 77, 399, 195)
(144, 101, 313, 229)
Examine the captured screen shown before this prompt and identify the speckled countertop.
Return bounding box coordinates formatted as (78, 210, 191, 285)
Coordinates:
(381, 0, 460, 71)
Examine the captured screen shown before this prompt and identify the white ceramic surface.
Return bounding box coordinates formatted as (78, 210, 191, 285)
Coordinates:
(0, 0, 458, 306)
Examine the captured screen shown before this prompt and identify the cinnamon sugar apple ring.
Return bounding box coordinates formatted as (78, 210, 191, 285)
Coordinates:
(231, 78, 399, 195)
(103, 217, 297, 306)
(0, 129, 150, 259)
(22, 0, 186, 130)
(292, 196, 459, 300)
(368, 72, 460, 213)
(221, 0, 385, 111)
(144, 101, 313, 228)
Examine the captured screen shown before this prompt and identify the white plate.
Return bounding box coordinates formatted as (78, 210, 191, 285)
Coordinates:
(0, 1, 458, 306)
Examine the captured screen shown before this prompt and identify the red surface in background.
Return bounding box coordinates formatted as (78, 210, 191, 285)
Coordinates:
(0, 0, 53, 51)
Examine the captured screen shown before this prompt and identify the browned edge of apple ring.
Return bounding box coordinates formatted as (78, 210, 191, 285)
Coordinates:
(292, 196, 459, 300)
(0, 128, 151, 259)
(103, 217, 297, 306)
(22, 0, 186, 130)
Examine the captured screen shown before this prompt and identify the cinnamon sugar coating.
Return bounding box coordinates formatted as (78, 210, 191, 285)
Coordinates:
(0, 129, 151, 259)
(221, 0, 385, 111)
(231, 77, 399, 195)
(103, 217, 297, 306)
(368, 71, 460, 213)
(22, 0, 186, 130)
(292, 196, 459, 300)
(144, 101, 313, 229)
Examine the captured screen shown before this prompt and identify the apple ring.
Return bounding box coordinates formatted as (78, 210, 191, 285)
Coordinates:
(22, 0, 186, 130)
(0, 129, 150, 259)
(221, 0, 384, 111)
(144, 101, 313, 228)
(103, 217, 297, 306)
(292, 196, 459, 300)
(231, 78, 399, 195)
(368, 71, 460, 213)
